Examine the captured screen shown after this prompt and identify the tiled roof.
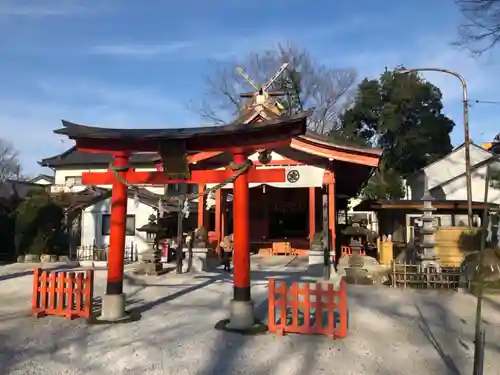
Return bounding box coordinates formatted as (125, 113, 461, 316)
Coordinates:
(39, 146, 161, 167)
(0, 180, 45, 199)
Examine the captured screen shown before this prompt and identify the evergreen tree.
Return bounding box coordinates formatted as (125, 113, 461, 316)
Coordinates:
(342, 68, 455, 199)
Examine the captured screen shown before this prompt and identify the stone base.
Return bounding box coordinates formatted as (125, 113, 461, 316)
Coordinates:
(420, 259, 441, 272)
(97, 294, 128, 322)
(226, 300, 255, 330)
(134, 262, 169, 276)
(344, 267, 373, 285)
(182, 247, 209, 272)
(327, 269, 343, 288)
(308, 249, 324, 265)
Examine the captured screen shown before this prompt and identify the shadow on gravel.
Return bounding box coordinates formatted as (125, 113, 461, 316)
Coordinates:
(0, 263, 79, 282)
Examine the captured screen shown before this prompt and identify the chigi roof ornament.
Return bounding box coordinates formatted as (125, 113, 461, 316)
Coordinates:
(236, 62, 289, 114)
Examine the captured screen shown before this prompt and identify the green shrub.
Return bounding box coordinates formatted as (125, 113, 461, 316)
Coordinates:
(14, 191, 66, 256)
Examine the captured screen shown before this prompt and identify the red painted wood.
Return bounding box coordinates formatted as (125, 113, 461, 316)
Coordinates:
(267, 279, 348, 338)
(197, 184, 205, 228)
(232, 153, 251, 292)
(108, 153, 129, 294)
(82, 167, 286, 185)
(253, 158, 304, 166)
(215, 189, 222, 245)
(327, 171, 336, 257)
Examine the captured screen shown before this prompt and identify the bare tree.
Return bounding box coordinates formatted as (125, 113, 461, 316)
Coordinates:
(0, 138, 22, 183)
(455, 0, 500, 55)
(188, 43, 357, 134)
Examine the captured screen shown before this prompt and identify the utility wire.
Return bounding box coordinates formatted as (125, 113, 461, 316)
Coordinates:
(470, 99, 500, 106)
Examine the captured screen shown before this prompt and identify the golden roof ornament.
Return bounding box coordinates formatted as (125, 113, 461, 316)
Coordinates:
(235, 63, 289, 123)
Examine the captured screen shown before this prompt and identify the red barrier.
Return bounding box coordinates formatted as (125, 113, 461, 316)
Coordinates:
(32, 268, 94, 320)
(341, 246, 351, 257)
(341, 246, 365, 257)
(268, 279, 348, 339)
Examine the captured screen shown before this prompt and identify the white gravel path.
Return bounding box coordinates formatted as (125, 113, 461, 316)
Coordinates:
(0, 262, 499, 375)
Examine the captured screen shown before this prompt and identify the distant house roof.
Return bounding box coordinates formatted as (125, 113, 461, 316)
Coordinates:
(30, 174, 55, 184)
(0, 179, 45, 199)
(39, 146, 162, 168)
(55, 186, 180, 213)
(407, 142, 497, 189)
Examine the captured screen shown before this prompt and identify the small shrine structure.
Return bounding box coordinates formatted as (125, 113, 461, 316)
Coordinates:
(196, 65, 383, 263)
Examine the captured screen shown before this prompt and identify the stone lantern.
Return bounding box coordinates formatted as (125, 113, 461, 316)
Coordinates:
(135, 214, 167, 275)
(342, 216, 377, 284)
(419, 184, 440, 271)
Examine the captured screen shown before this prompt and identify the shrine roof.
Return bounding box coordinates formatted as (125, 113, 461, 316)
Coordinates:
(54, 110, 311, 141)
(297, 132, 383, 157)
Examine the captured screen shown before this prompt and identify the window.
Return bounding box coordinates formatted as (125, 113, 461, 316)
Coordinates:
(65, 176, 82, 186)
(166, 183, 196, 195)
(101, 214, 136, 236)
(166, 184, 179, 195)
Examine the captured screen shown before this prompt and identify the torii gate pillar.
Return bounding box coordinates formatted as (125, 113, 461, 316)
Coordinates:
(100, 152, 130, 321)
(227, 152, 254, 329)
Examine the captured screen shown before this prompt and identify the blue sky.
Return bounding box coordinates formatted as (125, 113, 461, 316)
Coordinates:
(1, 0, 499, 175)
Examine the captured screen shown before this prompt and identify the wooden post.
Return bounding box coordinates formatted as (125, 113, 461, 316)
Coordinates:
(106, 152, 129, 296)
(308, 187, 316, 241)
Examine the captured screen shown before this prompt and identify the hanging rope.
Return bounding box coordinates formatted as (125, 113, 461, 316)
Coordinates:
(107, 158, 253, 213)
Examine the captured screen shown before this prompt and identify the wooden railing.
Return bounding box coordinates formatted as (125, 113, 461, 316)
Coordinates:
(391, 263, 460, 290)
(32, 268, 94, 320)
(268, 279, 348, 339)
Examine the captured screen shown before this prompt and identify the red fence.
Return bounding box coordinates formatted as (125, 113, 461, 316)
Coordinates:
(32, 268, 94, 320)
(341, 246, 365, 257)
(268, 279, 348, 339)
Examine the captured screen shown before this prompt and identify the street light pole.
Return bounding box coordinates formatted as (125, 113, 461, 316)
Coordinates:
(397, 68, 473, 227)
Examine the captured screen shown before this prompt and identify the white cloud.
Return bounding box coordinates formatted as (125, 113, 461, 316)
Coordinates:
(88, 41, 194, 57)
(0, 0, 112, 17)
(83, 16, 371, 62)
(0, 77, 202, 175)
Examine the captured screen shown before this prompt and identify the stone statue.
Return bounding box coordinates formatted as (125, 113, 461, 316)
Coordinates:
(193, 226, 208, 248)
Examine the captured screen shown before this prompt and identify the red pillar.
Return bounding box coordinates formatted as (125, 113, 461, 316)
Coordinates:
(232, 152, 251, 302)
(221, 190, 227, 239)
(106, 152, 129, 296)
(308, 187, 316, 241)
(197, 183, 205, 228)
(215, 189, 222, 243)
(328, 172, 336, 258)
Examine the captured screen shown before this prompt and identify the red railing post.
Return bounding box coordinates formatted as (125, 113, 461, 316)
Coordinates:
(267, 278, 349, 339)
(32, 268, 94, 321)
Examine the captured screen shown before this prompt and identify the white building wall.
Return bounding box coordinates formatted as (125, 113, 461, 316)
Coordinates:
(423, 145, 492, 190)
(81, 196, 156, 257)
(440, 164, 500, 204)
(51, 166, 164, 195)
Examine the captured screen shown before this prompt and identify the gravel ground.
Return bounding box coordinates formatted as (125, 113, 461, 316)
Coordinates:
(0, 261, 500, 375)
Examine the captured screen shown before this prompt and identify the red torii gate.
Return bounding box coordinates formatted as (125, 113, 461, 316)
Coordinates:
(54, 112, 309, 329)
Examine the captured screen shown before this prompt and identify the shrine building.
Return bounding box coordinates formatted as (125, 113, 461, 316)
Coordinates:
(40, 90, 381, 261)
(195, 94, 382, 257)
